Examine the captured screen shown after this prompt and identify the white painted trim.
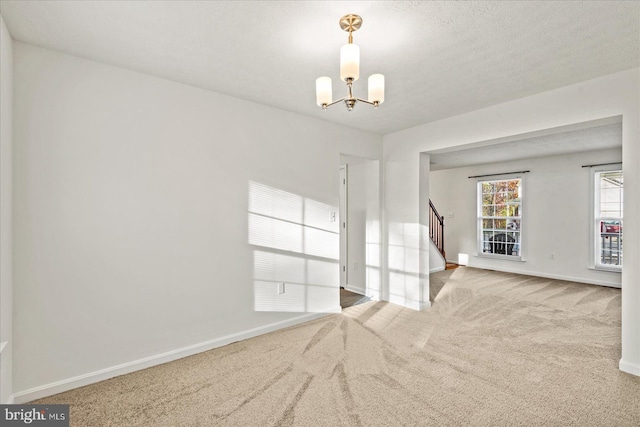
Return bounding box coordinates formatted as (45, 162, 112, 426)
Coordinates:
(590, 164, 623, 271)
(619, 359, 640, 377)
(5, 395, 14, 405)
(345, 284, 366, 296)
(467, 264, 621, 288)
(419, 301, 432, 311)
(476, 253, 525, 262)
(11, 311, 334, 403)
(429, 266, 445, 273)
(593, 265, 622, 274)
(388, 295, 422, 311)
(0, 341, 7, 354)
(339, 164, 348, 288)
(476, 174, 525, 260)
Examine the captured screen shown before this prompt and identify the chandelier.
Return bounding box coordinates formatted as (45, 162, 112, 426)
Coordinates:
(315, 14, 385, 111)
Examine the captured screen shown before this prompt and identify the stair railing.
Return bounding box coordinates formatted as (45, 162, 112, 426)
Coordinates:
(429, 199, 445, 259)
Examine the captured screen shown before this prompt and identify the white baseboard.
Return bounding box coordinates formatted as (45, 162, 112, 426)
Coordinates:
(468, 264, 621, 288)
(619, 359, 640, 377)
(388, 295, 423, 311)
(419, 301, 431, 311)
(368, 290, 381, 302)
(344, 284, 366, 296)
(429, 266, 445, 273)
(11, 311, 334, 404)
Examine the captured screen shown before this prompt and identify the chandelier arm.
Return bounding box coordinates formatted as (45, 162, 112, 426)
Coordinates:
(355, 98, 381, 108)
(355, 98, 374, 105)
(323, 97, 347, 109)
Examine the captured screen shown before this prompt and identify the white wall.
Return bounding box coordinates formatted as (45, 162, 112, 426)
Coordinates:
(0, 14, 13, 404)
(340, 155, 380, 298)
(383, 68, 640, 376)
(430, 148, 622, 287)
(428, 240, 445, 273)
(12, 42, 382, 400)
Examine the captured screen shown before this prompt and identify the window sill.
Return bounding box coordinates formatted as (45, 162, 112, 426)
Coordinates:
(475, 253, 526, 262)
(590, 266, 622, 273)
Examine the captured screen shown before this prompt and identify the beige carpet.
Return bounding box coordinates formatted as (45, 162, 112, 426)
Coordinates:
(429, 268, 456, 301)
(34, 267, 640, 426)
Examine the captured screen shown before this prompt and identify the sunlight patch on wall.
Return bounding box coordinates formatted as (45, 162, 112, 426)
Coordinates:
(304, 198, 339, 233)
(388, 222, 421, 308)
(248, 182, 339, 259)
(364, 217, 382, 299)
(253, 281, 336, 313)
(249, 181, 303, 224)
(254, 250, 306, 283)
(304, 227, 339, 260)
(367, 244, 381, 268)
(253, 250, 338, 285)
(458, 253, 469, 265)
(249, 181, 340, 313)
(249, 213, 303, 254)
(366, 266, 381, 300)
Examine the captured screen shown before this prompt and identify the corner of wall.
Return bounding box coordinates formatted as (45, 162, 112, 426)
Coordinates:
(0, 13, 14, 404)
(619, 359, 640, 377)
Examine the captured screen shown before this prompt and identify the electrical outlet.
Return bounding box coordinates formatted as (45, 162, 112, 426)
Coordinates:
(278, 283, 285, 294)
(353, 261, 358, 270)
(330, 212, 336, 222)
(448, 212, 454, 218)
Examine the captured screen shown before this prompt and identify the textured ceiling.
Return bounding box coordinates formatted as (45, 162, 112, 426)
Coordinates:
(1, 1, 639, 135)
(429, 122, 622, 171)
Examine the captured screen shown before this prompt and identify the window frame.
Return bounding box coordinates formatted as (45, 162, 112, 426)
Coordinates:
(590, 164, 623, 272)
(476, 174, 524, 261)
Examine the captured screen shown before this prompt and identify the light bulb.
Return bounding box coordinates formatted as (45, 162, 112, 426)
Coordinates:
(368, 74, 385, 104)
(340, 44, 360, 81)
(316, 77, 332, 107)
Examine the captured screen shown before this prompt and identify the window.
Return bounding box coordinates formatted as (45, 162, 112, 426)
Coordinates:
(478, 177, 522, 258)
(594, 168, 623, 269)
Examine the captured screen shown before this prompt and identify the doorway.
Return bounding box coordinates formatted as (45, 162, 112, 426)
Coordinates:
(339, 155, 381, 308)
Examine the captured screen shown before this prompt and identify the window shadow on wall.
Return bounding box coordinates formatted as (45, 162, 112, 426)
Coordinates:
(248, 181, 339, 313)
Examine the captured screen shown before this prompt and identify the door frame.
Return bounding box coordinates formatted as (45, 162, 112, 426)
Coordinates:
(339, 164, 348, 288)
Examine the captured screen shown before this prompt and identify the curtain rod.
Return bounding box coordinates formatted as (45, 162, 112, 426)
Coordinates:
(581, 162, 622, 168)
(468, 171, 529, 179)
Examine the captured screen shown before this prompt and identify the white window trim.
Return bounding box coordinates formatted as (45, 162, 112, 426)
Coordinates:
(589, 163, 622, 272)
(476, 173, 524, 262)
